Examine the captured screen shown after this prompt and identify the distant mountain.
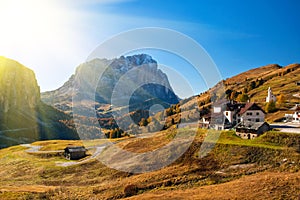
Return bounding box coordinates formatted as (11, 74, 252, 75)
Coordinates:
(0, 56, 78, 148)
(42, 54, 178, 110)
(42, 54, 179, 137)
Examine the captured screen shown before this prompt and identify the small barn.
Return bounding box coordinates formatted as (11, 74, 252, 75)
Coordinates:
(236, 122, 270, 139)
(64, 146, 87, 160)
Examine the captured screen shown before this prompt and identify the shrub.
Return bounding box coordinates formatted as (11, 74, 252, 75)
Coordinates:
(265, 101, 277, 113)
(124, 184, 138, 197)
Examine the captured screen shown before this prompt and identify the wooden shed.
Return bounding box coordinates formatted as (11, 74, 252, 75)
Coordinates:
(64, 146, 86, 160)
(236, 122, 270, 139)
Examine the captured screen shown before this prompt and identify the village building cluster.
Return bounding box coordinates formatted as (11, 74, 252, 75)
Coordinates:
(199, 100, 270, 139)
(197, 86, 299, 139)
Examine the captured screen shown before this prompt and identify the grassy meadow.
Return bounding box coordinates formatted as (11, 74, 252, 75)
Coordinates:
(0, 128, 299, 199)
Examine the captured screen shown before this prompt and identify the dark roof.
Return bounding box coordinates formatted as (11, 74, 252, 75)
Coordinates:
(225, 102, 244, 112)
(239, 103, 266, 115)
(210, 112, 225, 124)
(236, 121, 269, 131)
(64, 146, 86, 153)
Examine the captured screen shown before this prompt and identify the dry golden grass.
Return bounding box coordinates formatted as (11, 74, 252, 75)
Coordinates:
(0, 185, 57, 193)
(117, 128, 176, 153)
(125, 171, 300, 200)
(32, 140, 84, 151)
(0, 130, 299, 199)
(225, 64, 281, 85)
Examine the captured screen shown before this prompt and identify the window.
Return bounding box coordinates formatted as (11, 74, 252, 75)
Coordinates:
(256, 112, 260, 115)
(256, 118, 260, 122)
(248, 119, 251, 121)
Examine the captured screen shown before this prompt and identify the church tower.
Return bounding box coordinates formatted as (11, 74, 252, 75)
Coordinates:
(266, 87, 276, 103)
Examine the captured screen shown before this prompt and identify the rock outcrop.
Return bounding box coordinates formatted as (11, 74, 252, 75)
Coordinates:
(0, 56, 78, 148)
(0, 57, 40, 112)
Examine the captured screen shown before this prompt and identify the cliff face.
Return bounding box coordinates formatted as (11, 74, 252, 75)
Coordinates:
(0, 57, 78, 148)
(0, 57, 40, 112)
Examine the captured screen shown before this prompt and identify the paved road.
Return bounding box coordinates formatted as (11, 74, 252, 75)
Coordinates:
(270, 123, 300, 134)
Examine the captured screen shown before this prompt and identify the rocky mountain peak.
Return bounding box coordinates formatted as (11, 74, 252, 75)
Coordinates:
(42, 54, 178, 110)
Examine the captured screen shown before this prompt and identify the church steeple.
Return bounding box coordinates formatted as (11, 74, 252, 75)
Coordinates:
(266, 87, 276, 103)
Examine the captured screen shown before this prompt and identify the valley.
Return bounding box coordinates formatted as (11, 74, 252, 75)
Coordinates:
(1, 56, 300, 199)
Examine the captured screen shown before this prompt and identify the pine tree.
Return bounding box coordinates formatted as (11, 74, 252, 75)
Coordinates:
(238, 93, 249, 102)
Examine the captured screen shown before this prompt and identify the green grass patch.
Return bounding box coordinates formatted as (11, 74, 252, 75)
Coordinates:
(203, 130, 298, 150)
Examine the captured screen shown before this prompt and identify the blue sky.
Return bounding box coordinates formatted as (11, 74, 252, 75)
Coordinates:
(0, 0, 299, 98)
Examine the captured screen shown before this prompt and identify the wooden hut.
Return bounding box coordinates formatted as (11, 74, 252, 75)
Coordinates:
(64, 146, 86, 160)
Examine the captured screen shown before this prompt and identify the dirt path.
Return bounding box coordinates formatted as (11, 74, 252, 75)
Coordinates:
(56, 145, 107, 167)
(21, 144, 63, 153)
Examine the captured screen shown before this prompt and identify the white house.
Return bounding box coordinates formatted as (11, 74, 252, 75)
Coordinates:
(266, 87, 276, 103)
(208, 101, 266, 130)
(283, 104, 300, 123)
(238, 103, 266, 123)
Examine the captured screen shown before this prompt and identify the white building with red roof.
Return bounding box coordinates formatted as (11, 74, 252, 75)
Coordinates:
(237, 102, 266, 123)
(208, 101, 266, 131)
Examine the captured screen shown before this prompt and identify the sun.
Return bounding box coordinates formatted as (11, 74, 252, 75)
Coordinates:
(0, 0, 70, 48)
(0, 0, 79, 91)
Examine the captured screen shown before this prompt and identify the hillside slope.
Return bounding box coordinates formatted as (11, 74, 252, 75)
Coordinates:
(162, 63, 300, 125)
(224, 63, 300, 106)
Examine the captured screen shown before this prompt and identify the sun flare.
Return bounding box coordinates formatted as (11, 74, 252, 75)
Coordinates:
(0, 0, 70, 50)
(0, 0, 64, 38)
